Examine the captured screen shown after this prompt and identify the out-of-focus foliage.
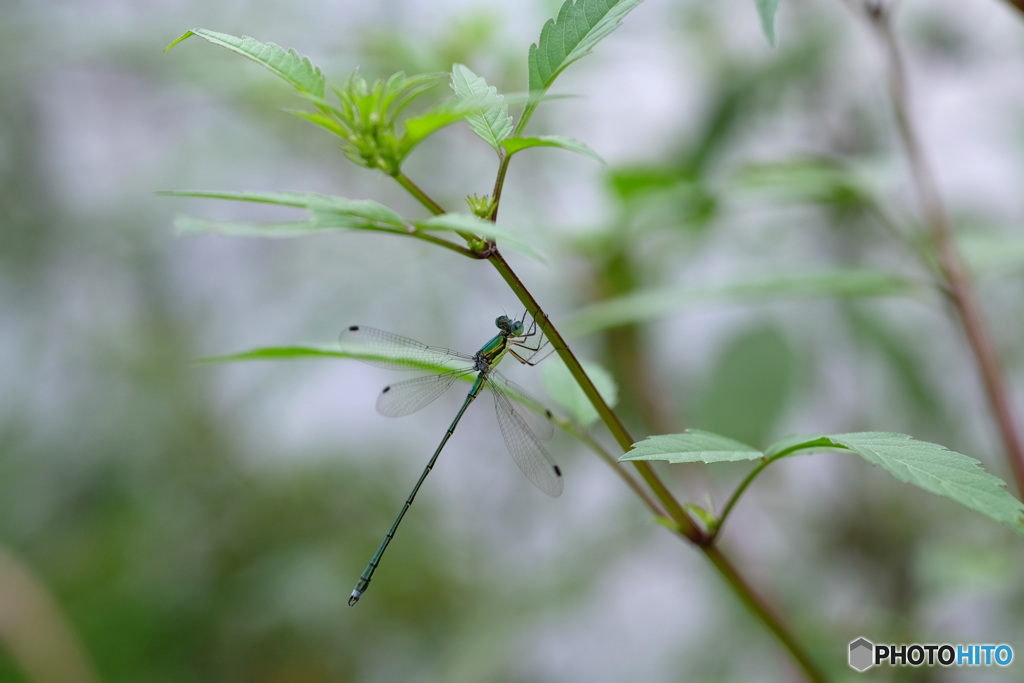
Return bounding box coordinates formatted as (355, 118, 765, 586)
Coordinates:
(2, 0, 1024, 682)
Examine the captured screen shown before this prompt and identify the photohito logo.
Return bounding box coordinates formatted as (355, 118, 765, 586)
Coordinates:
(849, 637, 1014, 671)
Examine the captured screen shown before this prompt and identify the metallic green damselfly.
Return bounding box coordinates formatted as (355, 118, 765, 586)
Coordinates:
(340, 315, 561, 605)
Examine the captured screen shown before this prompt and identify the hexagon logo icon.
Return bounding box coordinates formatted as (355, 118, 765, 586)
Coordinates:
(849, 637, 874, 671)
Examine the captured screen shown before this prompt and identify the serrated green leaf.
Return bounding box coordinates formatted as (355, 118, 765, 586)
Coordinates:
(765, 432, 1024, 536)
(451, 64, 512, 153)
(416, 214, 545, 261)
(622, 430, 763, 463)
(502, 135, 604, 164)
(166, 29, 325, 99)
(541, 359, 618, 427)
(565, 269, 924, 335)
(528, 0, 646, 95)
(754, 0, 780, 47)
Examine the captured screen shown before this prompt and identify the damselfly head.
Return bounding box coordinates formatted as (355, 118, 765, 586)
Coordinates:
(509, 319, 525, 336)
(495, 315, 512, 332)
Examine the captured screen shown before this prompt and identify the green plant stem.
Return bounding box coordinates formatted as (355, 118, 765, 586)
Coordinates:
(702, 545, 828, 683)
(868, 5, 1024, 496)
(487, 249, 701, 541)
(405, 230, 484, 259)
(489, 152, 512, 221)
(710, 457, 776, 540)
(393, 168, 686, 521)
(491, 94, 543, 220)
(394, 172, 445, 215)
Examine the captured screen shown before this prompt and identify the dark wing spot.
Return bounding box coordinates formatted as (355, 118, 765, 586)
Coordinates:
(382, 386, 391, 393)
(348, 325, 360, 331)
(554, 465, 562, 476)
(544, 410, 553, 419)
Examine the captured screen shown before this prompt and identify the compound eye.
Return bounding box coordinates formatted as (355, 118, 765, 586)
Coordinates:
(495, 315, 510, 329)
(510, 321, 525, 336)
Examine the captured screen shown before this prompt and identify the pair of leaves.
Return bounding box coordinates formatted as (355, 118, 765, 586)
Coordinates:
(624, 430, 1024, 537)
(450, 63, 603, 163)
(452, 0, 648, 157)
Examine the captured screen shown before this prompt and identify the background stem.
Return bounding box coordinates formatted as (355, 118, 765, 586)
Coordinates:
(868, 5, 1024, 495)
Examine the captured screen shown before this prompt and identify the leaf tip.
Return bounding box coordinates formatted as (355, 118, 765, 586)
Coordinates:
(754, 0, 780, 48)
(164, 30, 195, 52)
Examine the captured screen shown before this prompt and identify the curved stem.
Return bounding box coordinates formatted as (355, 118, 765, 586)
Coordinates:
(408, 230, 484, 259)
(867, 5, 1024, 495)
(709, 457, 776, 541)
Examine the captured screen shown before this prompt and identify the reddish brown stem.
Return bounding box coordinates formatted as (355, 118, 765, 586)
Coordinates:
(869, 7, 1024, 495)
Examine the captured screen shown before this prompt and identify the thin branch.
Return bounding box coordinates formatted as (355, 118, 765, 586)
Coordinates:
(489, 151, 512, 221)
(393, 172, 445, 216)
(486, 250, 703, 541)
(709, 458, 776, 541)
(408, 230, 485, 259)
(867, 4, 1024, 494)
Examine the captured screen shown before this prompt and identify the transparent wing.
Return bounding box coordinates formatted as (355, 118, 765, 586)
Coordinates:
(491, 386, 563, 497)
(376, 371, 468, 417)
(339, 325, 473, 371)
(489, 371, 555, 440)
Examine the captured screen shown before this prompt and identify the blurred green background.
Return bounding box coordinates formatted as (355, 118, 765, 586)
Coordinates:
(2, 0, 1024, 681)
